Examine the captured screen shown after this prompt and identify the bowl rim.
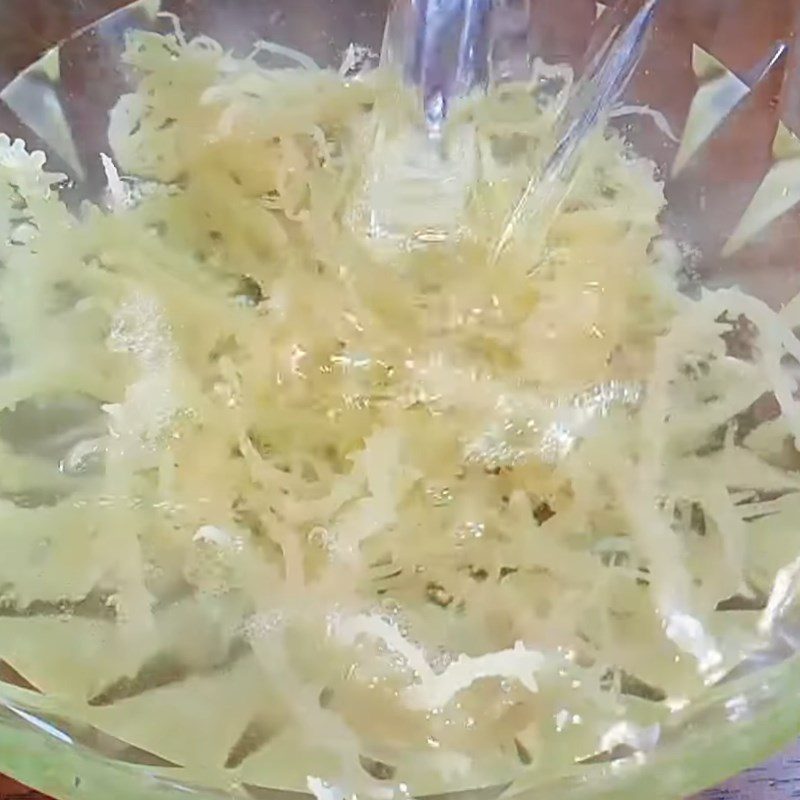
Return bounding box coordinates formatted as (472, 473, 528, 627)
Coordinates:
(1, 654, 800, 800)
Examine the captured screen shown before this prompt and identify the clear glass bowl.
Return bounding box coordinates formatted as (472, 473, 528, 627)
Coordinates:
(0, 1, 799, 799)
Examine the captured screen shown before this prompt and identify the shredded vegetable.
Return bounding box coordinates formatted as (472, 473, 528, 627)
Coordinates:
(1, 20, 800, 798)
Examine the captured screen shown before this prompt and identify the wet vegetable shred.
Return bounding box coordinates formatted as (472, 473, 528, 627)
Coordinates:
(2, 20, 800, 798)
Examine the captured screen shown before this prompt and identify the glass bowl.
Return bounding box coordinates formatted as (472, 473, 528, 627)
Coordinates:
(0, 1, 799, 799)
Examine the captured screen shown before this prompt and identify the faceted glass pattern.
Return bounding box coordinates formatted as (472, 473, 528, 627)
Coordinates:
(0, 2, 799, 800)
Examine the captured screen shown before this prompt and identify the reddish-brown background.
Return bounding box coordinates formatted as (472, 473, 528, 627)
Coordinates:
(0, 775, 44, 800)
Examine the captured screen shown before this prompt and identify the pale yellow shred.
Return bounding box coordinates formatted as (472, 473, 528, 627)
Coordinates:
(1, 23, 800, 799)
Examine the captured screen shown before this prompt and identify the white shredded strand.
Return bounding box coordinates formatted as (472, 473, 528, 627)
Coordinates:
(333, 613, 542, 710)
(609, 104, 679, 142)
(402, 642, 544, 710)
(248, 40, 319, 71)
(100, 153, 127, 211)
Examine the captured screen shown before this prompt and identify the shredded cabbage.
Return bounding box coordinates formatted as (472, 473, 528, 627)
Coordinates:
(1, 21, 800, 799)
